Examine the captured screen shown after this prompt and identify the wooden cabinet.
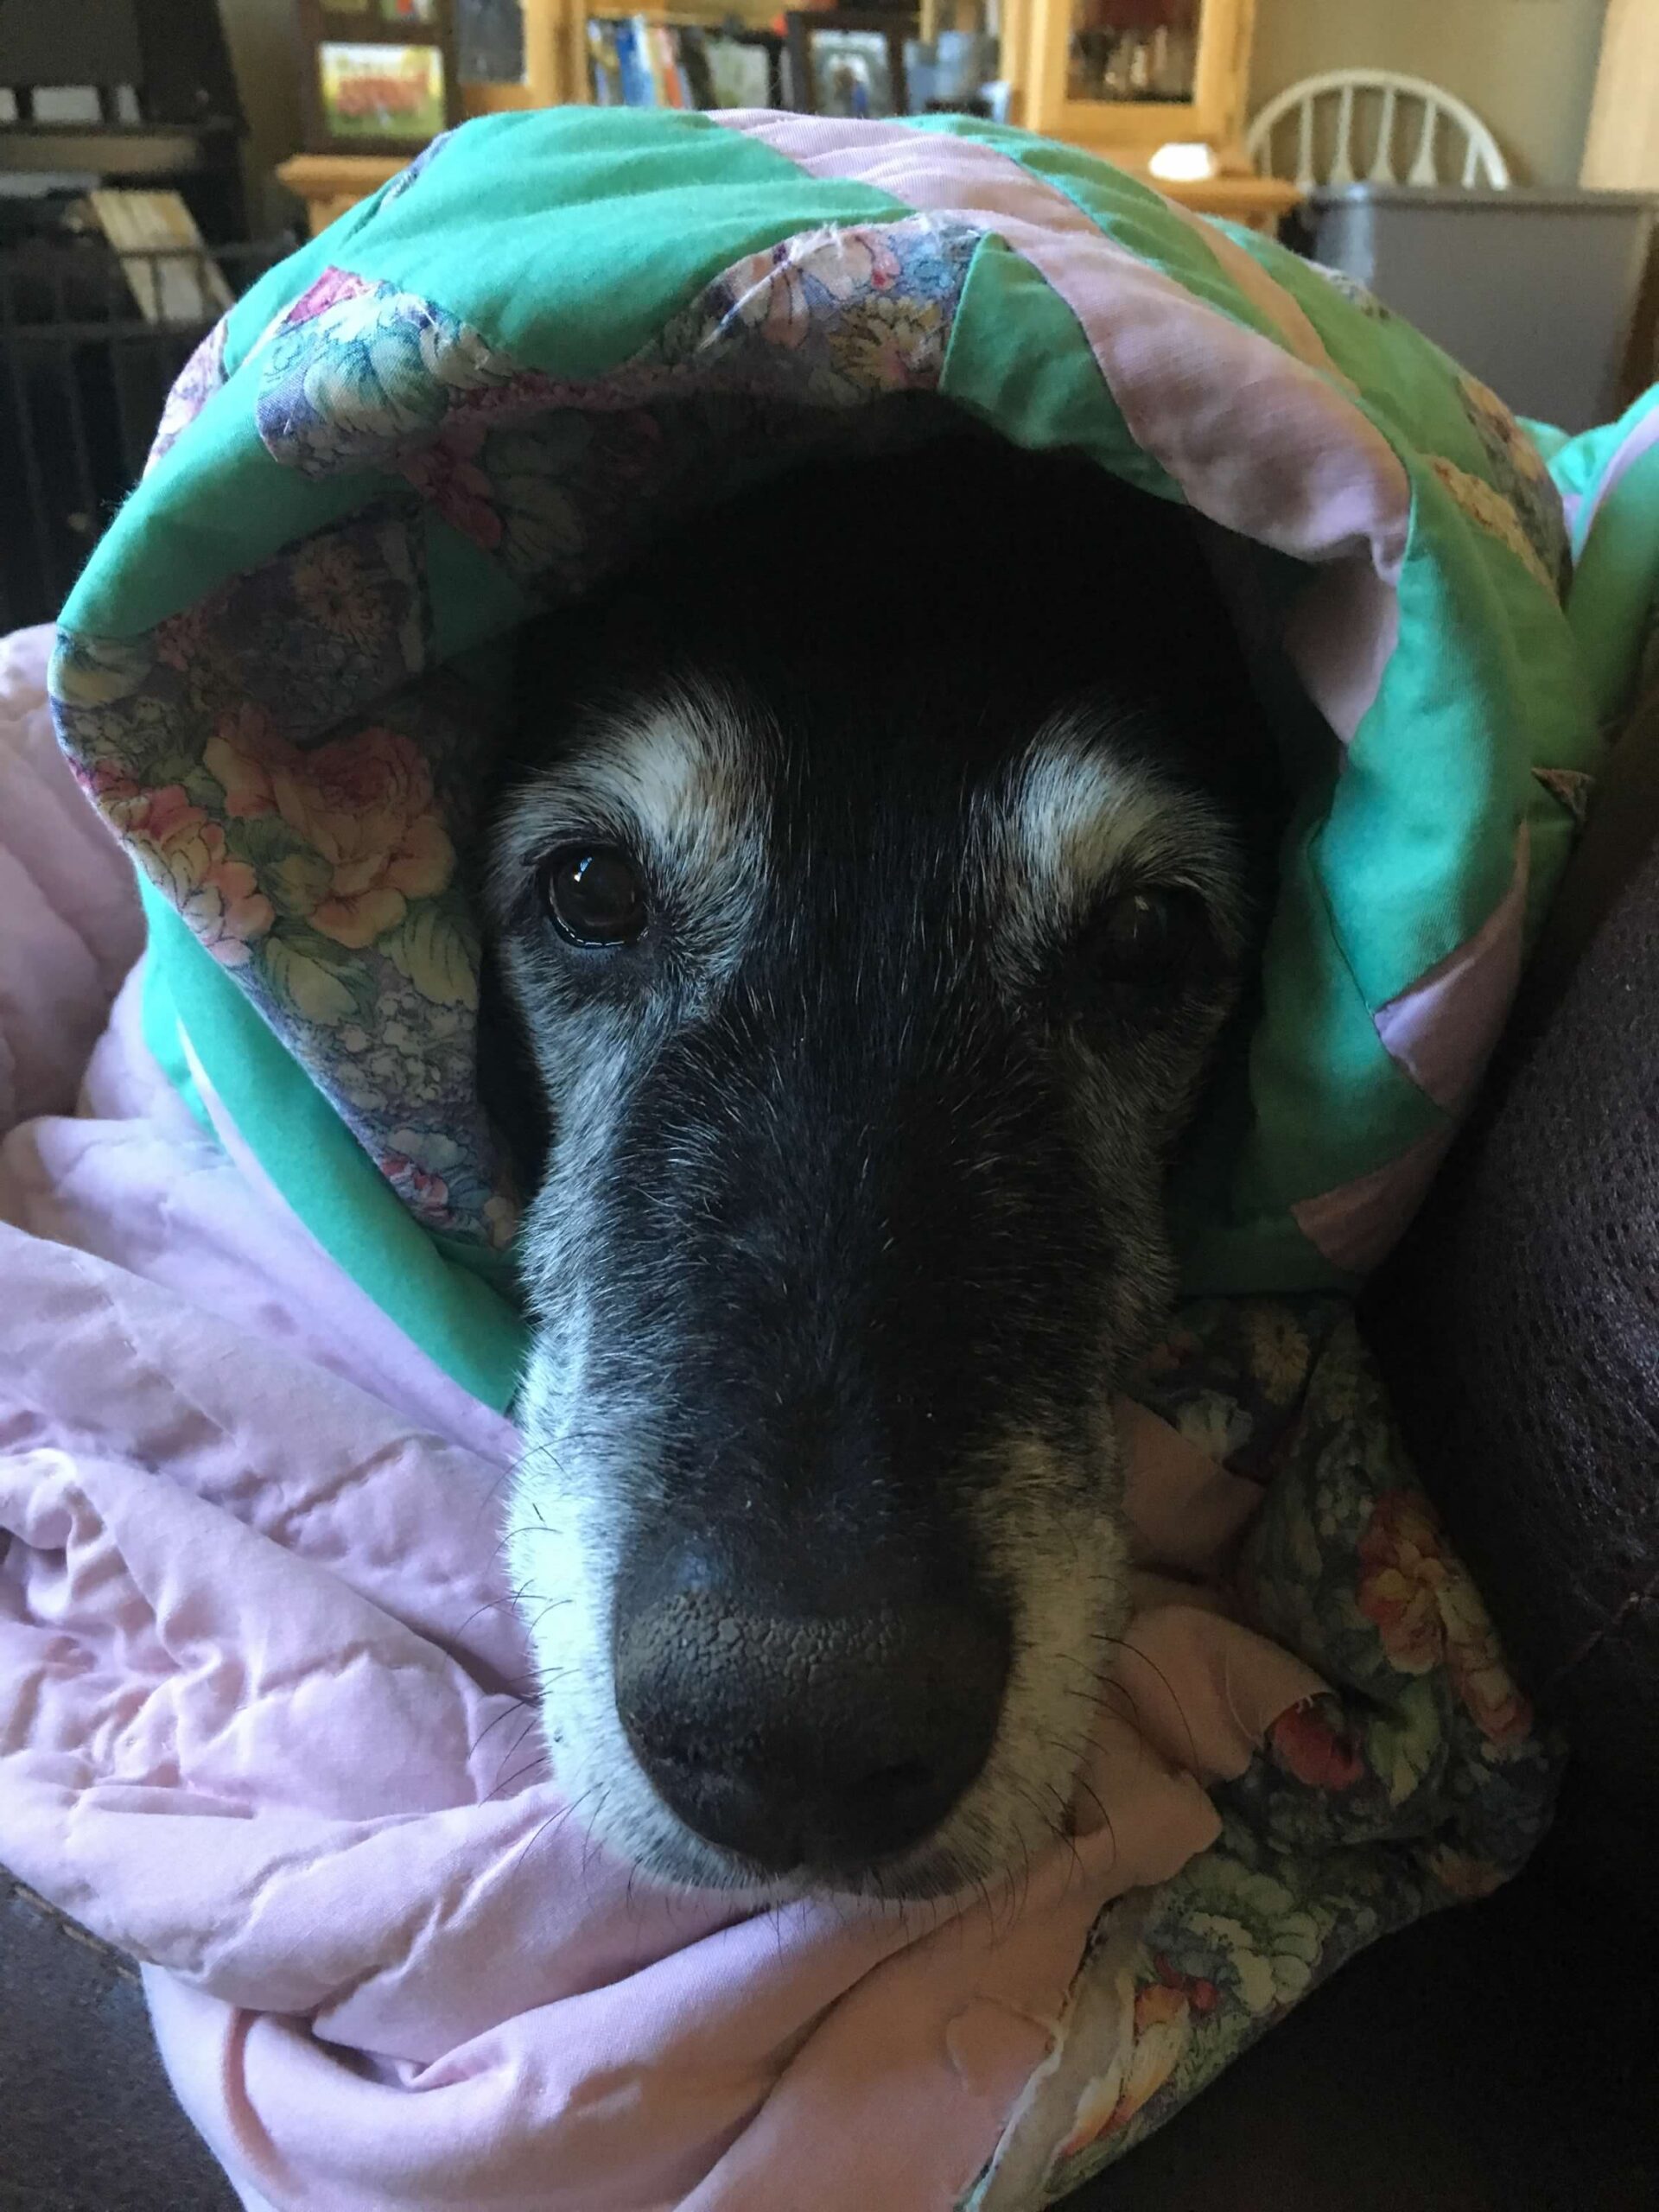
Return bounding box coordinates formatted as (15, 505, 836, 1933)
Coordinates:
(1010, 0, 1255, 156)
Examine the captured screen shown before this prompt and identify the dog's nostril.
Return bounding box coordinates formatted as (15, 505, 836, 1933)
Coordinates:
(613, 1562, 1010, 1876)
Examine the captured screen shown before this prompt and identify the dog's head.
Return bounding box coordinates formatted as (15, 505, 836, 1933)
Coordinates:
(481, 434, 1276, 1899)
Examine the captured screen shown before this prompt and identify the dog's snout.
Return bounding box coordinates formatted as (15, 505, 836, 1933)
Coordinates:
(613, 1548, 1009, 1875)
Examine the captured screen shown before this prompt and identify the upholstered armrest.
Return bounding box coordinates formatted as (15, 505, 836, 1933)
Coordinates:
(1367, 696, 1659, 1910)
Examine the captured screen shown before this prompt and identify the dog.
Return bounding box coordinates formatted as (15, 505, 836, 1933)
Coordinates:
(480, 428, 1279, 1904)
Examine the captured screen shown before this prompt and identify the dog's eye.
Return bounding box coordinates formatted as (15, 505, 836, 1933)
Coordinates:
(1091, 887, 1209, 989)
(540, 846, 649, 947)
(1096, 885, 1203, 973)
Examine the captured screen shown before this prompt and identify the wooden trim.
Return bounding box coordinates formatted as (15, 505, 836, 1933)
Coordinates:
(1581, 0, 1659, 191)
(996, 0, 1031, 124)
(275, 148, 1300, 241)
(1155, 171, 1300, 226)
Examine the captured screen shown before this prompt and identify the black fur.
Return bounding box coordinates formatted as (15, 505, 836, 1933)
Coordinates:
(480, 433, 1279, 1897)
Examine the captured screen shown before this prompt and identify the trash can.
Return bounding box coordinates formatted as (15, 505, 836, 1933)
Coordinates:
(1307, 183, 1656, 432)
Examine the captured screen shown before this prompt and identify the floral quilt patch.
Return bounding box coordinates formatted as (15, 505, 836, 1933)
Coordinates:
(962, 1302, 1559, 2206)
(54, 587, 512, 1247)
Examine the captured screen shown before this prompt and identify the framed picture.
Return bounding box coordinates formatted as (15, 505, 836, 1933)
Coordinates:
(786, 13, 912, 120)
(296, 0, 459, 153)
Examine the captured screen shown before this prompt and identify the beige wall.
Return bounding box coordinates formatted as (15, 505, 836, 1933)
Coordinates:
(217, 0, 304, 233)
(1249, 0, 1611, 186)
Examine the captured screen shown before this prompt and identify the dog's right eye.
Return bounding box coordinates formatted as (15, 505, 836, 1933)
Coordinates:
(539, 846, 649, 947)
(1073, 884, 1217, 1029)
(1094, 887, 1206, 982)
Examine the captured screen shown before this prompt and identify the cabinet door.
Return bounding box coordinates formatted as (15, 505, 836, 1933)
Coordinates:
(1015, 0, 1253, 154)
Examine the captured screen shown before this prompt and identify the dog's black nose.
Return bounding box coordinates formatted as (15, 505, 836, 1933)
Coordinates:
(613, 1544, 1009, 1875)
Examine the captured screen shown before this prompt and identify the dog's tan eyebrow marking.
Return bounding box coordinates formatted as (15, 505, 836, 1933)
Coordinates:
(1011, 729, 1184, 899)
(985, 721, 1249, 985)
(488, 678, 772, 973)
(1011, 722, 1241, 891)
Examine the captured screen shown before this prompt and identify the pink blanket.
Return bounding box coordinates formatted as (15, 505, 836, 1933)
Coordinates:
(0, 622, 1331, 2209)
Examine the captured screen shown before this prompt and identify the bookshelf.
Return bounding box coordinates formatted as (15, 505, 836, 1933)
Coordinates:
(278, 0, 1300, 233)
(460, 0, 785, 116)
(585, 9, 785, 113)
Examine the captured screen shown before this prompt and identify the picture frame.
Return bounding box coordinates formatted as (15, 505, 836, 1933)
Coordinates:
(786, 13, 913, 121)
(296, 0, 459, 154)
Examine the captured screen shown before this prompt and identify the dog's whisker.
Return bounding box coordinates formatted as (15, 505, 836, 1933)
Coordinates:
(516, 1781, 611, 1871)
(467, 1700, 536, 1761)
(488, 1713, 553, 1802)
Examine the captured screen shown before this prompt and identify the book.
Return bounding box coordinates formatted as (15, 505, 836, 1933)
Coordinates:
(677, 26, 718, 111)
(703, 31, 774, 109)
(586, 20, 624, 104)
(635, 16, 667, 105)
(609, 17, 656, 107)
(82, 188, 232, 327)
(648, 23, 685, 107)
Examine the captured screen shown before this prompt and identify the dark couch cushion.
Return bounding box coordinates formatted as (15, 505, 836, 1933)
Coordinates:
(1368, 833, 1659, 1897)
(0, 1874, 233, 2212)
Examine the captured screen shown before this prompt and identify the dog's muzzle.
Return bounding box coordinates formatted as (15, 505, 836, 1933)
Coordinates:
(612, 1524, 1011, 1876)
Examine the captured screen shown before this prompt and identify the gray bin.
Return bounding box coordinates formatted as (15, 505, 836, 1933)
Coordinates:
(1307, 183, 1655, 432)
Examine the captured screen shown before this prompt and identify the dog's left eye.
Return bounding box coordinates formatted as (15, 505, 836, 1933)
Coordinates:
(540, 846, 649, 946)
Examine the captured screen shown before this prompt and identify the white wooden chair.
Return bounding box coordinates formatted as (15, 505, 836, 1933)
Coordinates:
(1247, 71, 1510, 194)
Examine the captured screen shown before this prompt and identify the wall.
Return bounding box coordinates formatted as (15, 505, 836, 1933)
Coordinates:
(1581, 0, 1659, 189)
(217, 0, 303, 233)
(1249, 0, 1611, 186)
